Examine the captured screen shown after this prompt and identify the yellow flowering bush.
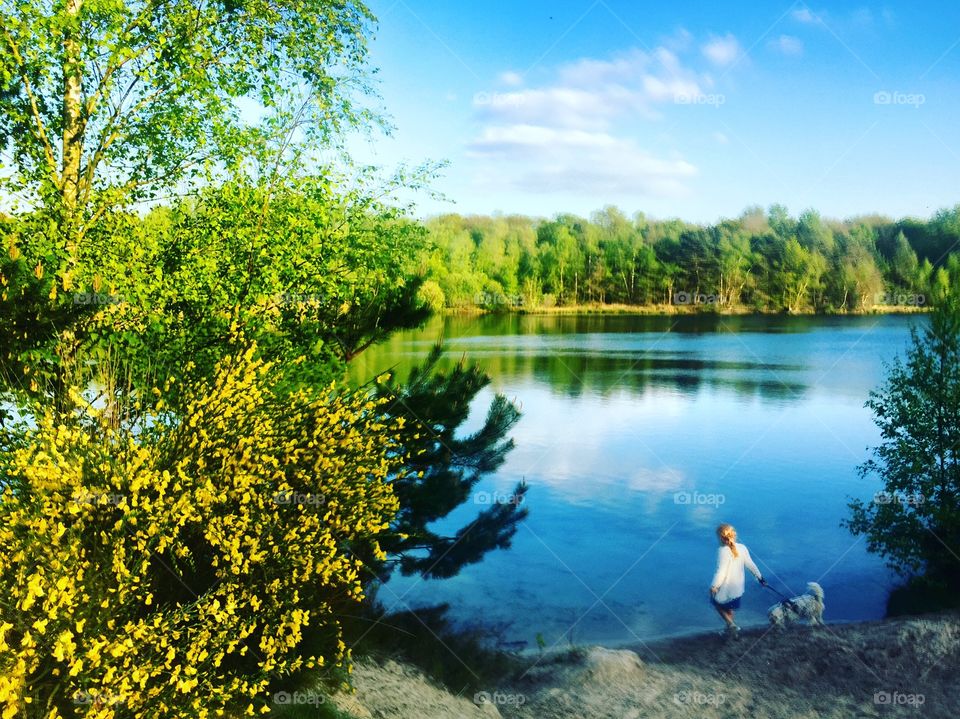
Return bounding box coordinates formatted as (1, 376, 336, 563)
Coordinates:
(0, 346, 402, 718)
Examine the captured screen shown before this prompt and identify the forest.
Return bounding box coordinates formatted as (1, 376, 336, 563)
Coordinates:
(419, 204, 960, 312)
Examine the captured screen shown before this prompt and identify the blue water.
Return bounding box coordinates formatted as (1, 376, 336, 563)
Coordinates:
(351, 313, 923, 649)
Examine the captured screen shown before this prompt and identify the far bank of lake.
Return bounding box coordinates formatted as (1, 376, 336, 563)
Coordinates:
(445, 303, 929, 316)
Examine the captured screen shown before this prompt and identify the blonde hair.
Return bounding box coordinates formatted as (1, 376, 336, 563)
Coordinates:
(717, 523, 739, 557)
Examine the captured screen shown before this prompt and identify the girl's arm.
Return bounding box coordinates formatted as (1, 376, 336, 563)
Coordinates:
(743, 547, 763, 580)
(710, 547, 730, 591)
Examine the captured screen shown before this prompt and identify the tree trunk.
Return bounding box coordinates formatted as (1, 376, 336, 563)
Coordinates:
(62, 0, 84, 257)
(794, 280, 808, 313)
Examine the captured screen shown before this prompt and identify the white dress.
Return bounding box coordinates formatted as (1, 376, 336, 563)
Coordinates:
(711, 542, 761, 604)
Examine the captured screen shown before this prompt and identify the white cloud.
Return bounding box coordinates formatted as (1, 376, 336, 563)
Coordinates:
(664, 27, 694, 52)
(467, 39, 740, 199)
(470, 124, 620, 152)
(791, 7, 821, 23)
(653, 47, 684, 76)
(469, 126, 697, 197)
(769, 34, 804, 56)
(626, 467, 686, 494)
(701, 33, 742, 66)
(474, 86, 628, 130)
(499, 70, 523, 87)
(791, 6, 891, 32)
(473, 47, 706, 130)
(642, 75, 703, 102)
(713, 131, 729, 145)
(558, 47, 650, 86)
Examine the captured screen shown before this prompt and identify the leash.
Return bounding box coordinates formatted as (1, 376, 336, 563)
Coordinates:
(762, 582, 799, 611)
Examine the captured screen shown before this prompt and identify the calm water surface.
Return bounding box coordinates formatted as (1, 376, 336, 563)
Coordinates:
(350, 313, 923, 649)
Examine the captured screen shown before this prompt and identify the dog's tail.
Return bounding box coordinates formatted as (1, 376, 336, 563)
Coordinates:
(807, 582, 824, 601)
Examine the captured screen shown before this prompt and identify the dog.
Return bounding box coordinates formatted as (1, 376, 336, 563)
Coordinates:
(767, 582, 824, 628)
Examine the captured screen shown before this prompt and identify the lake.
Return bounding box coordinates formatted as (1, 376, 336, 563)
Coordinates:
(349, 313, 923, 651)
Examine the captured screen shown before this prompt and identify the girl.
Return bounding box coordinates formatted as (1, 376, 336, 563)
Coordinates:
(710, 523, 766, 637)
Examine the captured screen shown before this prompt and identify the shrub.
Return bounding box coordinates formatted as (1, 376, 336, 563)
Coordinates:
(415, 280, 446, 314)
(0, 346, 403, 718)
(845, 293, 960, 584)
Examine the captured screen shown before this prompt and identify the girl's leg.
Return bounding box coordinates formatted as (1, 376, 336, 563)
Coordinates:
(714, 605, 734, 627)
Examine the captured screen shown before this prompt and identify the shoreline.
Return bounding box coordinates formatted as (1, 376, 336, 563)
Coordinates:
(505, 615, 877, 658)
(445, 303, 930, 317)
(328, 608, 960, 718)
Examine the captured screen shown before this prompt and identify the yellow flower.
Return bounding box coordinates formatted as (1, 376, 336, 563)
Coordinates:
(52, 630, 76, 661)
(0, 343, 403, 717)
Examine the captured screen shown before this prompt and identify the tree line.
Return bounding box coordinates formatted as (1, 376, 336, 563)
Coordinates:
(420, 205, 960, 312)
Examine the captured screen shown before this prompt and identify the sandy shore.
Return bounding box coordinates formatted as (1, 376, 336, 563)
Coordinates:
(330, 610, 960, 718)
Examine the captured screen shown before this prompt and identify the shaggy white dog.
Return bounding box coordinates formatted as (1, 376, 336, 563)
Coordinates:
(767, 582, 824, 627)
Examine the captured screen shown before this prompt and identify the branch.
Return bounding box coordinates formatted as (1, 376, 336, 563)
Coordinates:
(79, 70, 151, 209)
(80, 153, 211, 235)
(84, 0, 176, 114)
(238, 96, 315, 306)
(80, 38, 233, 209)
(2, 27, 59, 183)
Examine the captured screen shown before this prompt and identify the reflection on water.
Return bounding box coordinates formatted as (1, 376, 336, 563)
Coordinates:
(351, 313, 924, 648)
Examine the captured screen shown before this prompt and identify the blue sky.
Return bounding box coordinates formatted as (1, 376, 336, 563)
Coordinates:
(348, 0, 960, 223)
